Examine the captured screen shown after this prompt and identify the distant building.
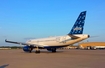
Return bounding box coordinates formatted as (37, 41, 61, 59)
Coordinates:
(60, 45, 78, 49)
(79, 42, 105, 49)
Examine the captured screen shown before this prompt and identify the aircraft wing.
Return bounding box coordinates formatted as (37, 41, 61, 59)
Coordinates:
(5, 39, 28, 45)
(5, 39, 44, 47)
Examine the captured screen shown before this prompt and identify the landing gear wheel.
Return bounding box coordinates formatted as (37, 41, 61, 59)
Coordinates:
(52, 50, 56, 53)
(29, 50, 31, 53)
(35, 50, 40, 53)
(51, 48, 56, 53)
(29, 46, 33, 53)
(29, 49, 33, 53)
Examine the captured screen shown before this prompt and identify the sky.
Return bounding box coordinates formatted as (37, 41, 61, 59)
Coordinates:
(0, 0, 105, 46)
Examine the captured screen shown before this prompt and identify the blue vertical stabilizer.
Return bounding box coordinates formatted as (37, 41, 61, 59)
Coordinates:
(68, 11, 86, 35)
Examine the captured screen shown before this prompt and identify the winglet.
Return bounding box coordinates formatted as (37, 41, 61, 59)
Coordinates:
(5, 39, 7, 42)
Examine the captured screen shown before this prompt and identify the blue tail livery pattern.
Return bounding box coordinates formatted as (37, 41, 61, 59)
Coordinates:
(68, 11, 86, 35)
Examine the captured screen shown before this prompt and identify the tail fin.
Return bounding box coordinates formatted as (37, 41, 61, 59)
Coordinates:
(68, 11, 86, 35)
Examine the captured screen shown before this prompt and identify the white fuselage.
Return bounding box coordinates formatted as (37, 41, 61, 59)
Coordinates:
(27, 34, 89, 47)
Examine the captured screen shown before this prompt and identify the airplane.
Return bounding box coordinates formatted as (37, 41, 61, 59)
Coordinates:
(5, 11, 90, 53)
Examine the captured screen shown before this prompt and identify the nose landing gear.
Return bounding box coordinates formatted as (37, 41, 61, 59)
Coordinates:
(35, 46, 40, 53)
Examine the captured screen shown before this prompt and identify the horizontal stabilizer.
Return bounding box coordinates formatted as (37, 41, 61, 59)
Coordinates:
(68, 35, 80, 39)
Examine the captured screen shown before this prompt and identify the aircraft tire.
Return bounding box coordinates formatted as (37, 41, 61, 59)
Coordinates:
(51, 48, 56, 53)
(35, 50, 40, 53)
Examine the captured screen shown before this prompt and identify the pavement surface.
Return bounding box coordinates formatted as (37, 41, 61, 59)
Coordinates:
(0, 49, 105, 68)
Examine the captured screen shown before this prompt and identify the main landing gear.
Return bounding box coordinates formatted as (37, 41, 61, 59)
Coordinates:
(51, 48, 56, 53)
(29, 45, 34, 53)
(47, 48, 57, 53)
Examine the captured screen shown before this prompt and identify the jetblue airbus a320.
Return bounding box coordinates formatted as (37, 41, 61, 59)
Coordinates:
(5, 11, 90, 53)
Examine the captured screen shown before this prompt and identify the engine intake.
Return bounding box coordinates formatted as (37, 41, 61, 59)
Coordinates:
(23, 46, 31, 52)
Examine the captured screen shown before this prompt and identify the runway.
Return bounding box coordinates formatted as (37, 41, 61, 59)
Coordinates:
(0, 49, 105, 68)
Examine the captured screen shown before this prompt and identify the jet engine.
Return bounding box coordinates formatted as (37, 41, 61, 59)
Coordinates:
(23, 46, 31, 52)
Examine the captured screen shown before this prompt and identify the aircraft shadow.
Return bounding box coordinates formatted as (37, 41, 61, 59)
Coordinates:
(0, 64, 9, 68)
(22, 50, 64, 54)
(39, 50, 64, 54)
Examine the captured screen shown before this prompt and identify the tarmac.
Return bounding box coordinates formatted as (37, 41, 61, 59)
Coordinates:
(0, 49, 105, 68)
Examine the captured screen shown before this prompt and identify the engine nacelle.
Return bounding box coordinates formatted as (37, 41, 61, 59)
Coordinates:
(23, 46, 31, 52)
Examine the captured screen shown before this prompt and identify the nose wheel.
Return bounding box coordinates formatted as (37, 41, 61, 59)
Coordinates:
(35, 50, 40, 53)
(35, 46, 40, 53)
